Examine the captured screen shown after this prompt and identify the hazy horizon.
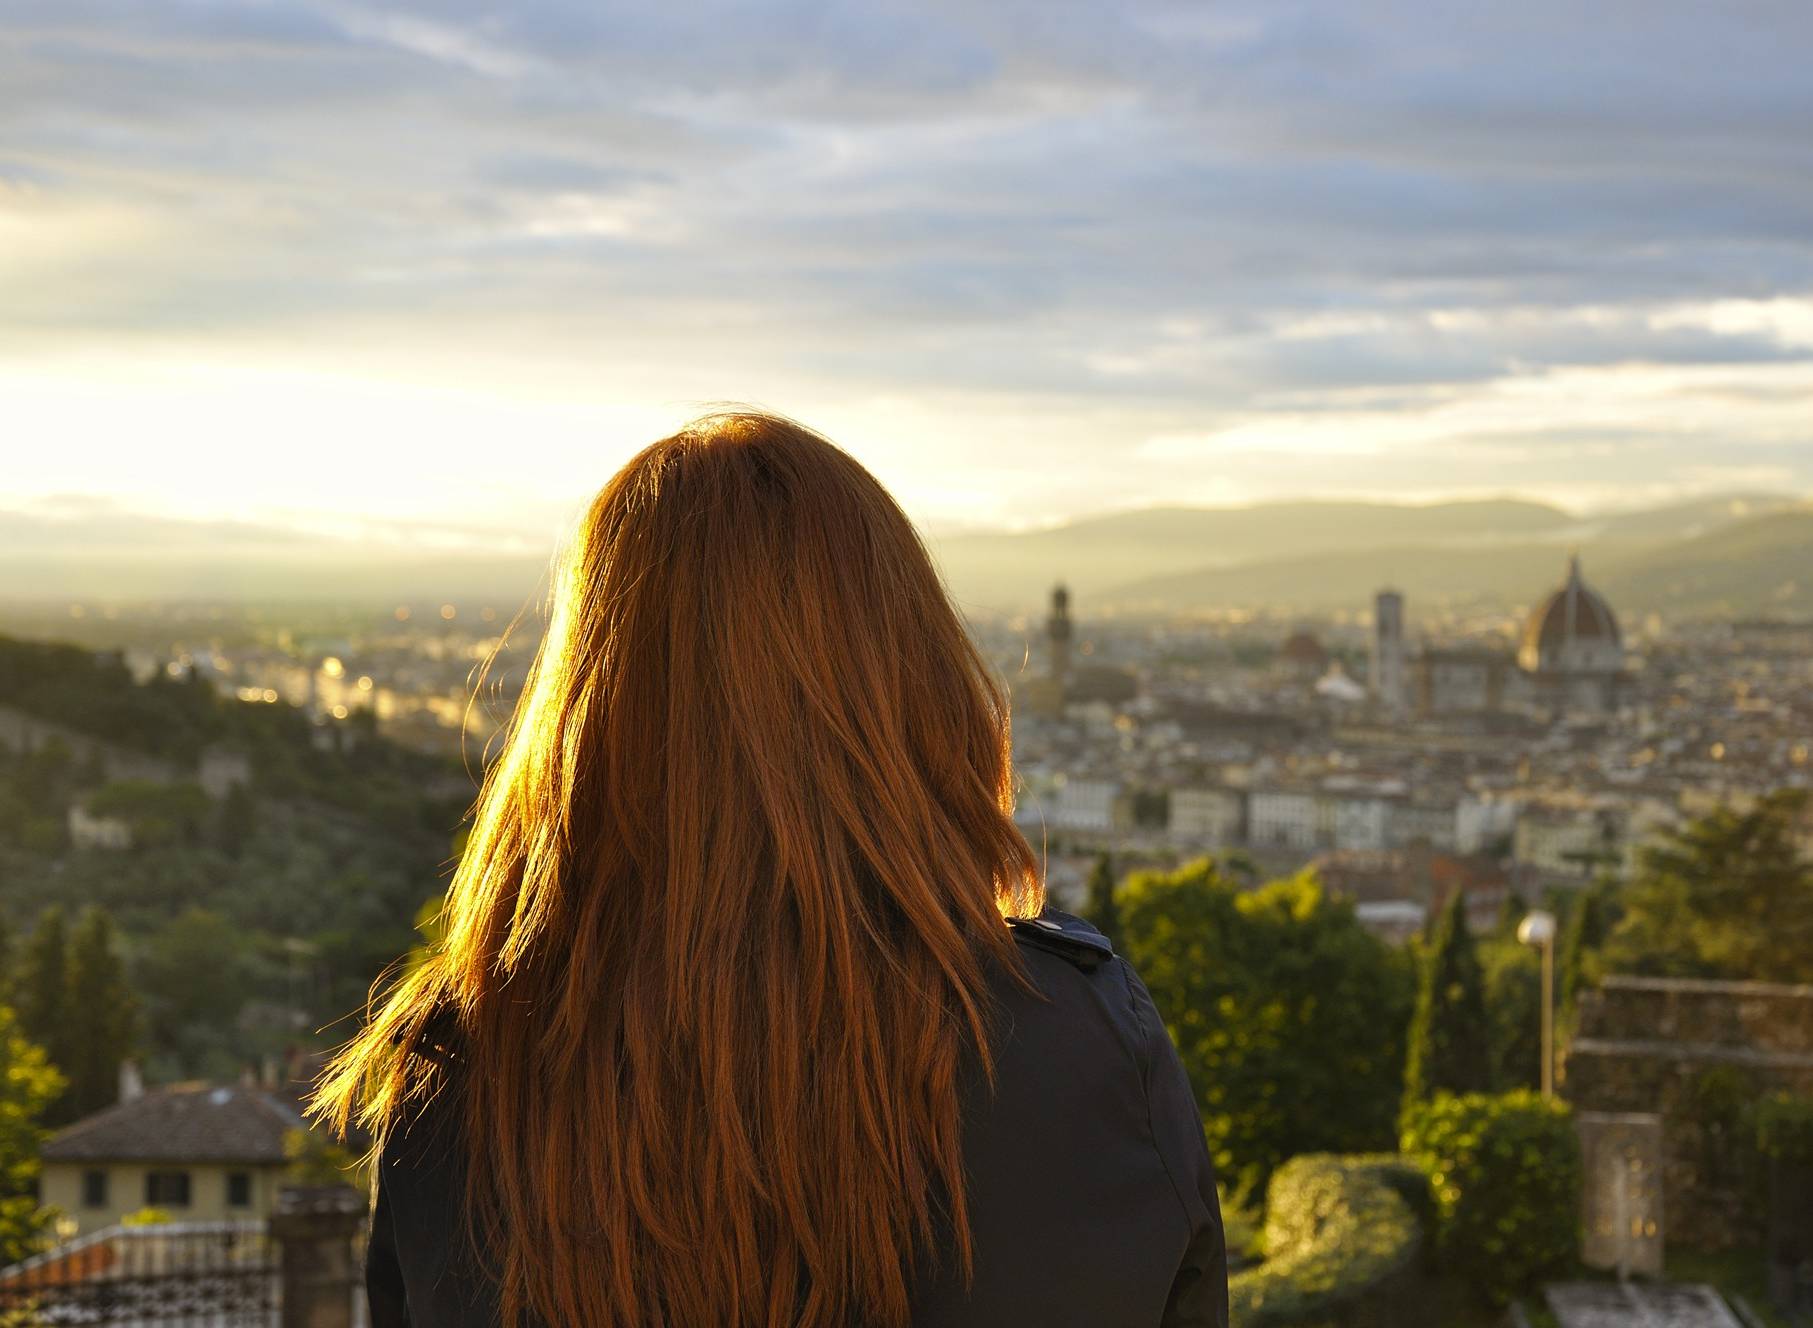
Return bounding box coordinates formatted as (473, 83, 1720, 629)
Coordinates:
(4, 483, 1806, 554)
(5, 487, 1809, 621)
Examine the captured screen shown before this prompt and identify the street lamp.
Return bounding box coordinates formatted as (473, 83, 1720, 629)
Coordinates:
(1518, 909, 1558, 1099)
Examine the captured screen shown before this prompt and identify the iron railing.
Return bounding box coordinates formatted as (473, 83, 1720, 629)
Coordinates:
(0, 1202, 367, 1328)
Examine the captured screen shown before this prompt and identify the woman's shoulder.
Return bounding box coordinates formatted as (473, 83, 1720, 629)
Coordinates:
(1004, 907, 1116, 972)
(928, 908, 1226, 1324)
(991, 906, 1170, 1081)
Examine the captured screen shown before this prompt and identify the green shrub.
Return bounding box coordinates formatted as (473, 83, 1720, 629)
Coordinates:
(1219, 1185, 1265, 1271)
(1757, 1093, 1813, 1164)
(1230, 1154, 1430, 1328)
(1401, 1090, 1579, 1306)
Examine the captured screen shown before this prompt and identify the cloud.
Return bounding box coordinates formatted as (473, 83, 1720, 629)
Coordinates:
(0, 0, 1810, 526)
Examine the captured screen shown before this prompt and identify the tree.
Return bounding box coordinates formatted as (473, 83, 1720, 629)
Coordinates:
(62, 907, 138, 1121)
(214, 781, 259, 858)
(1403, 892, 1493, 1115)
(1084, 853, 1120, 943)
(17, 906, 69, 1074)
(1129, 789, 1169, 831)
(1492, 889, 1528, 940)
(85, 780, 212, 848)
(1480, 939, 1540, 1092)
(1119, 858, 1413, 1193)
(1401, 1091, 1580, 1307)
(0, 1003, 64, 1264)
(1603, 790, 1813, 983)
(283, 1127, 369, 1192)
(135, 908, 258, 1080)
(1558, 882, 1609, 1022)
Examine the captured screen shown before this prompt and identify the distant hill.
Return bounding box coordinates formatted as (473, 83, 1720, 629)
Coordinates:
(1098, 504, 1813, 620)
(929, 492, 1802, 614)
(1580, 493, 1791, 543)
(3, 550, 551, 606)
(928, 499, 1575, 610)
(1101, 541, 1629, 617)
(0, 502, 551, 606)
(1594, 507, 1813, 618)
(1, 491, 1804, 621)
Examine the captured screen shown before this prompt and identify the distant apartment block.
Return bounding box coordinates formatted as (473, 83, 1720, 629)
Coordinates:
(1049, 776, 1123, 832)
(1513, 805, 1625, 880)
(1389, 799, 1462, 853)
(1248, 789, 1323, 851)
(1168, 786, 1244, 844)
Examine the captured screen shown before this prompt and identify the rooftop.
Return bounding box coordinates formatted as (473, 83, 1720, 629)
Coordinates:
(42, 1083, 306, 1165)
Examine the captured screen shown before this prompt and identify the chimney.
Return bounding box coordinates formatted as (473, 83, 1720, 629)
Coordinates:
(118, 1058, 145, 1104)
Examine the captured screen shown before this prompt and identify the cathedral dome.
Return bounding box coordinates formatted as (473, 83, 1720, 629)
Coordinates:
(1518, 555, 1623, 674)
(1280, 629, 1328, 667)
(1279, 629, 1329, 681)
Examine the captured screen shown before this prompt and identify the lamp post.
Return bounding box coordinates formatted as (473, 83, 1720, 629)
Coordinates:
(1517, 909, 1558, 1098)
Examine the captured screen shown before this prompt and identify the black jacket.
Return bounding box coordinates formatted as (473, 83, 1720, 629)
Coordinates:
(365, 909, 1229, 1326)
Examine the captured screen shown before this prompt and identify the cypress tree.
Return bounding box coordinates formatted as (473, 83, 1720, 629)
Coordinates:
(17, 907, 69, 1072)
(63, 907, 137, 1121)
(1494, 888, 1528, 939)
(1559, 884, 1607, 1020)
(1085, 852, 1120, 943)
(1402, 891, 1493, 1118)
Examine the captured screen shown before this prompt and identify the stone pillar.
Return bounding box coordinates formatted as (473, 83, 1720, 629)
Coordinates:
(271, 1184, 368, 1328)
(1767, 1159, 1813, 1314)
(1578, 1112, 1664, 1278)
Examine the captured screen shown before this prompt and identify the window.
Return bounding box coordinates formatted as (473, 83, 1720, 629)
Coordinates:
(226, 1171, 252, 1208)
(81, 1170, 109, 1208)
(144, 1171, 191, 1207)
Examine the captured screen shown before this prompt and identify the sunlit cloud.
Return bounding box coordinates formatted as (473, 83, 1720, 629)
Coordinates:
(1, 0, 1810, 530)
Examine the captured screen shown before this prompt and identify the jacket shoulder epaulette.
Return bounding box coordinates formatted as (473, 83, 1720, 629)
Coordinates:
(1006, 908, 1114, 973)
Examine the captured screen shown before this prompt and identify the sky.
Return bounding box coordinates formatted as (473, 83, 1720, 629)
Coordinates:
(4, 0, 1813, 549)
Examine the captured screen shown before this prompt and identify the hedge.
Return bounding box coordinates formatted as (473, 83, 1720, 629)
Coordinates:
(1756, 1093, 1813, 1165)
(1401, 1090, 1579, 1307)
(1230, 1154, 1431, 1328)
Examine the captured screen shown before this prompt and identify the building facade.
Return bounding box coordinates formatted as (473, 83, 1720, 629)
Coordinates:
(39, 1083, 307, 1235)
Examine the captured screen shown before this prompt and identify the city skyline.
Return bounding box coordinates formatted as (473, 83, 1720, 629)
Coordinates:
(4, 0, 1813, 539)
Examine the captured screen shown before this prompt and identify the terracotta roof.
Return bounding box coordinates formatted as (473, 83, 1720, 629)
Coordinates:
(42, 1084, 305, 1164)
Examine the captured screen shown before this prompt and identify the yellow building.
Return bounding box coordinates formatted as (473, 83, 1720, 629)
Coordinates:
(39, 1083, 302, 1236)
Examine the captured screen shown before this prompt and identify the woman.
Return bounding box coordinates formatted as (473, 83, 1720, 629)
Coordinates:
(311, 411, 1227, 1327)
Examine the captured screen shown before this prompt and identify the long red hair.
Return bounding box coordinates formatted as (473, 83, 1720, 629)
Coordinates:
(311, 411, 1043, 1327)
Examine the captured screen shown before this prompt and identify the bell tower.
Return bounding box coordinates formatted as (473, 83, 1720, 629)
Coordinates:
(1046, 583, 1074, 685)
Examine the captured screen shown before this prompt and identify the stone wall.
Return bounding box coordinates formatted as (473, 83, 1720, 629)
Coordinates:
(1563, 976, 1813, 1249)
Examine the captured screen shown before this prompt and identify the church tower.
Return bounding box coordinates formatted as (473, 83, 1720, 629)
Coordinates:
(1371, 589, 1406, 713)
(1046, 583, 1074, 685)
